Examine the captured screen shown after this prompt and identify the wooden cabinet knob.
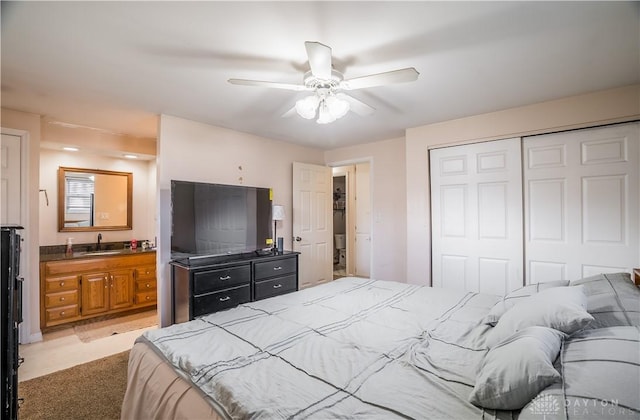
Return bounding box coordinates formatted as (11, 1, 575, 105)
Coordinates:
(60, 281, 65, 287)
(145, 296, 150, 301)
(61, 311, 65, 316)
(60, 297, 65, 301)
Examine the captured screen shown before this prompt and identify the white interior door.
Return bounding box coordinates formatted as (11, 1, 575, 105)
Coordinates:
(1, 133, 22, 224)
(430, 138, 523, 295)
(354, 162, 371, 278)
(524, 122, 639, 282)
(292, 162, 333, 289)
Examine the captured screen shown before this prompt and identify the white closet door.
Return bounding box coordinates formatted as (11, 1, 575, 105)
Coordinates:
(524, 123, 639, 283)
(430, 138, 523, 295)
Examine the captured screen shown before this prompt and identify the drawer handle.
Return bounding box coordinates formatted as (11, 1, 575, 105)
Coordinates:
(146, 283, 151, 288)
(61, 311, 65, 316)
(60, 297, 65, 302)
(219, 296, 230, 302)
(145, 271, 150, 275)
(60, 281, 65, 287)
(145, 296, 151, 301)
(273, 266, 283, 271)
(273, 284, 282, 289)
(219, 275, 231, 281)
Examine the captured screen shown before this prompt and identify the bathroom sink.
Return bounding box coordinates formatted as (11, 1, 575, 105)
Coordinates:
(81, 250, 123, 256)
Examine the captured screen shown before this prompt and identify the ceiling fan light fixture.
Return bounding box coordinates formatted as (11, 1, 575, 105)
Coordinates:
(325, 95, 350, 119)
(295, 95, 319, 119)
(316, 101, 337, 124)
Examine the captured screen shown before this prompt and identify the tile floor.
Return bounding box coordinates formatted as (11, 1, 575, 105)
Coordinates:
(18, 323, 157, 381)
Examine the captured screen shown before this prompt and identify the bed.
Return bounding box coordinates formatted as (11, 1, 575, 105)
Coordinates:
(121, 274, 640, 420)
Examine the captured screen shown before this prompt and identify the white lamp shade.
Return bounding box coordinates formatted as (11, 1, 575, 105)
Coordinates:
(316, 101, 336, 124)
(325, 95, 350, 119)
(295, 95, 319, 119)
(272, 205, 285, 221)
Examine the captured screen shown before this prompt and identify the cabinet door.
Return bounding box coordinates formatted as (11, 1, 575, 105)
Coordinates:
(81, 272, 109, 315)
(110, 269, 134, 310)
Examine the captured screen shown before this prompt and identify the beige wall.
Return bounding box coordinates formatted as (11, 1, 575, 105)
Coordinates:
(324, 137, 407, 282)
(1, 108, 42, 342)
(39, 149, 155, 245)
(156, 115, 325, 326)
(405, 84, 640, 285)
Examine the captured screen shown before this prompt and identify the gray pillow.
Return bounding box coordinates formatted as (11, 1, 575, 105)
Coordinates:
(484, 280, 570, 326)
(570, 272, 640, 328)
(469, 326, 565, 410)
(485, 285, 593, 348)
(518, 326, 640, 420)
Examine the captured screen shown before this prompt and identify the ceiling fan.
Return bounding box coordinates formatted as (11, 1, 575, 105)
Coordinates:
(228, 41, 419, 124)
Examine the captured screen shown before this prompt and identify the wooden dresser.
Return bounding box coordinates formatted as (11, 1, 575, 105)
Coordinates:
(172, 251, 298, 324)
(40, 251, 156, 329)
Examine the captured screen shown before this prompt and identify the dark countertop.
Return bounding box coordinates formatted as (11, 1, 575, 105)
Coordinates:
(40, 246, 156, 262)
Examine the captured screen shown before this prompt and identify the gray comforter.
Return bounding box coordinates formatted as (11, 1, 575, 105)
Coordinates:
(140, 277, 506, 419)
(137, 275, 640, 419)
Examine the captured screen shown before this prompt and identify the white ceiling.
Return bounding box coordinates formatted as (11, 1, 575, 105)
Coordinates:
(2, 1, 638, 150)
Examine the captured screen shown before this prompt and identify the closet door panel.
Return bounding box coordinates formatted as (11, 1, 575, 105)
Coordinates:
(430, 138, 523, 294)
(524, 122, 639, 283)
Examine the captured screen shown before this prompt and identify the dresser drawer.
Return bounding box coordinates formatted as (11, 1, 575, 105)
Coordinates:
(254, 257, 296, 281)
(45, 275, 79, 293)
(136, 291, 157, 305)
(193, 264, 250, 294)
(254, 274, 297, 300)
(136, 279, 157, 293)
(45, 290, 79, 308)
(193, 284, 250, 317)
(135, 265, 156, 281)
(45, 304, 80, 324)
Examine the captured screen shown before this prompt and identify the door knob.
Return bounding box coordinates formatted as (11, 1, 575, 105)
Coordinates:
(295, 236, 302, 242)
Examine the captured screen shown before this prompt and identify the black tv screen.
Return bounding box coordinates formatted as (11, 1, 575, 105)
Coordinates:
(171, 180, 272, 259)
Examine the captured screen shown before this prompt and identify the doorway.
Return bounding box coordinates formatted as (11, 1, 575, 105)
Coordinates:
(332, 174, 347, 278)
(332, 163, 371, 279)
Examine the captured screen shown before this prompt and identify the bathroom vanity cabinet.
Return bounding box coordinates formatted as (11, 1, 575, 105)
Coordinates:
(40, 251, 156, 329)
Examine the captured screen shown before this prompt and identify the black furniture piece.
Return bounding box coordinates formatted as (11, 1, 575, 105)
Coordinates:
(171, 251, 299, 324)
(1, 225, 24, 420)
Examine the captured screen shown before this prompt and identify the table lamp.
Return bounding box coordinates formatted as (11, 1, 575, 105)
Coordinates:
(272, 205, 285, 252)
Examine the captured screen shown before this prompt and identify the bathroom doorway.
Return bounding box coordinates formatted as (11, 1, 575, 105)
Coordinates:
(332, 162, 371, 279)
(333, 173, 347, 278)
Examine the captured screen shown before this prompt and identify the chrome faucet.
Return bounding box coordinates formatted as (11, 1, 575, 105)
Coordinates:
(97, 233, 102, 250)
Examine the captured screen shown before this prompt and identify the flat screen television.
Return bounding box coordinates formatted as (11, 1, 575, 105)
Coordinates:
(170, 180, 272, 262)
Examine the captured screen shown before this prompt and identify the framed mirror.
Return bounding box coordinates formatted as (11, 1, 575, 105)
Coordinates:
(58, 167, 133, 232)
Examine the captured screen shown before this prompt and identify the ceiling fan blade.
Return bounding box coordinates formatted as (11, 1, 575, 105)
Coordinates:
(340, 67, 419, 90)
(305, 41, 332, 80)
(228, 78, 308, 91)
(337, 93, 375, 116)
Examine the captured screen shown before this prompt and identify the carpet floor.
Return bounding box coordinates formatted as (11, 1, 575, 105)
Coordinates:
(19, 351, 130, 420)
